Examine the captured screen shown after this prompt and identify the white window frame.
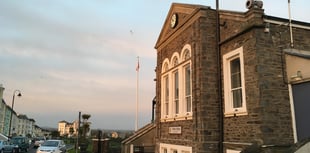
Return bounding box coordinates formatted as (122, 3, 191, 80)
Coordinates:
(171, 149, 178, 153)
(160, 44, 192, 121)
(170, 53, 180, 118)
(159, 143, 192, 153)
(163, 75, 169, 117)
(223, 47, 247, 117)
(161, 147, 168, 153)
(173, 70, 180, 116)
(183, 63, 192, 115)
(226, 149, 240, 153)
(161, 59, 170, 119)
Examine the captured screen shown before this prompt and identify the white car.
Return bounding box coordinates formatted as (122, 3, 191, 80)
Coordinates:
(36, 140, 66, 153)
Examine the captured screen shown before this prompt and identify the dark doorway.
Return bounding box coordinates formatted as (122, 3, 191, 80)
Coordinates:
(292, 81, 310, 141)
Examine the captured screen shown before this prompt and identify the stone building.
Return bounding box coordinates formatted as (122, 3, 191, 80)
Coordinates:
(154, 2, 310, 153)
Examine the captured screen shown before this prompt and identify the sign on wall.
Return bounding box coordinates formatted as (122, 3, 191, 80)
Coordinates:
(169, 126, 182, 134)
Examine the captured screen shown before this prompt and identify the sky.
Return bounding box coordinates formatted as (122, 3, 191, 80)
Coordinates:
(0, 0, 309, 130)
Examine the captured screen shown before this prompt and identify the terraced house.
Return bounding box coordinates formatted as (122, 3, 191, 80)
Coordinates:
(154, 1, 310, 153)
(0, 85, 46, 138)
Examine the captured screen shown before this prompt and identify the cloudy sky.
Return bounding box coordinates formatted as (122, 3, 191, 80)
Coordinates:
(0, 0, 309, 130)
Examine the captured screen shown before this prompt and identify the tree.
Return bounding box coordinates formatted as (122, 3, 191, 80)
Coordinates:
(81, 114, 91, 138)
(79, 114, 91, 153)
(51, 130, 60, 138)
(82, 114, 91, 120)
(69, 127, 74, 137)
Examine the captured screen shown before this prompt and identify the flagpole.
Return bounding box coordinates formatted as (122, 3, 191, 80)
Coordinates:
(135, 56, 140, 131)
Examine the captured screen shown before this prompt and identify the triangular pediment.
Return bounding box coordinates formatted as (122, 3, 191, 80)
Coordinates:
(155, 3, 210, 49)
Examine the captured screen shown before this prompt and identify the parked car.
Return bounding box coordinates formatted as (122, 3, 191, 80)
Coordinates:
(33, 137, 46, 148)
(0, 140, 6, 151)
(1, 140, 16, 153)
(36, 140, 66, 153)
(10, 136, 29, 153)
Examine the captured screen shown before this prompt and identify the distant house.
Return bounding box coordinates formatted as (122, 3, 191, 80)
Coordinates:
(153, 2, 310, 153)
(0, 85, 9, 136)
(58, 120, 79, 137)
(16, 114, 35, 137)
(0, 99, 8, 135)
(58, 120, 69, 136)
(33, 125, 47, 137)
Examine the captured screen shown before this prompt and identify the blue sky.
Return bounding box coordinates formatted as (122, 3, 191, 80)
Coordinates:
(0, 0, 309, 130)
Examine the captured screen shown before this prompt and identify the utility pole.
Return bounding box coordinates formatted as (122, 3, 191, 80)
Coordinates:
(76, 111, 81, 153)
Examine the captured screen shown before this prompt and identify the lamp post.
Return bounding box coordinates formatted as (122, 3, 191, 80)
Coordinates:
(8, 90, 22, 138)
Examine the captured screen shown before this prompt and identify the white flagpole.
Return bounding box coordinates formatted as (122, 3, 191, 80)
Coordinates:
(135, 56, 140, 131)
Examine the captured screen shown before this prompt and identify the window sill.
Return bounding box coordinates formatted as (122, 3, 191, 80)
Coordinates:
(224, 111, 248, 117)
(160, 115, 193, 122)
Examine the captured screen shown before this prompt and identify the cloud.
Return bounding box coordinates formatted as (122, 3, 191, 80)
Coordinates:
(2, 0, 306, 130)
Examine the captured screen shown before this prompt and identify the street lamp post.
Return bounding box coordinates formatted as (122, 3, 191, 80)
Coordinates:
(8, 90, 22, 138)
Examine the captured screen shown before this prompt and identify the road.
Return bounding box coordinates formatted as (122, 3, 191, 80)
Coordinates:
(27, 145, 37, 153)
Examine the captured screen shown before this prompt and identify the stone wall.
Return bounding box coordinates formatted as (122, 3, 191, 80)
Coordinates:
(155, 7, 219, 153)
(220, 7, 310, 151)
(155, 3, 310, 153)
(155, 12, 196, 149)
(192, 8, 219, 153)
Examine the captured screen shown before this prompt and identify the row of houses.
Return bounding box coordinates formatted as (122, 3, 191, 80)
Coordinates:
(123, 1, 310, 153)
(58, 120, 131, 139)
(0, 85, 48, 138)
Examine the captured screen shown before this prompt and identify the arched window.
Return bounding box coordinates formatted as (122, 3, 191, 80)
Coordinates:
(181, 45, 192, 115)
(183, 49, 191, 60)
(181, 44, 191, 61)
(172, 57, 178, 66)
(161, 59, 170, 117)
(160, 44, 192, 121)
(163, 63, 169, 72)
(162, 59, 170, 73)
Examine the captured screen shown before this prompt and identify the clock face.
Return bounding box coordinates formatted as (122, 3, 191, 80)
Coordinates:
(170, 13, 177, 28)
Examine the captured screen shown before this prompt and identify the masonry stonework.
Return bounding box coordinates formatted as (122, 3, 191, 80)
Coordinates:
(155, 4, 220, 153)
(155, 3, 310, 153)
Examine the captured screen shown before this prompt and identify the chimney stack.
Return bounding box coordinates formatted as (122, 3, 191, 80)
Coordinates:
(246, 0, 263, 10)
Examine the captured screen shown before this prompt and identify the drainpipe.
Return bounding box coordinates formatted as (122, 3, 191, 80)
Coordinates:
(216, 0, 224, 153)
(152, 97, 156, 123)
